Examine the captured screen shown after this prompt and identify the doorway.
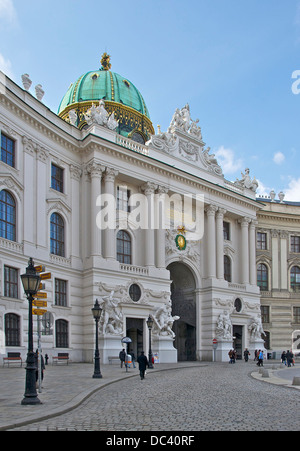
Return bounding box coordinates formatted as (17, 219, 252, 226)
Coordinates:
(126, 318, 144, 358)
(168, 262, 197, 361)
(233, 325, 243, 360)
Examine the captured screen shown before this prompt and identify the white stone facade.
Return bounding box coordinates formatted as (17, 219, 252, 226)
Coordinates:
(0, 73, 265, 364)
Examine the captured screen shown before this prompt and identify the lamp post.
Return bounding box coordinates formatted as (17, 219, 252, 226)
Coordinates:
(20, 258, 41, 405)
(91, 299, 102, 379)
(146, 315, 154, 369)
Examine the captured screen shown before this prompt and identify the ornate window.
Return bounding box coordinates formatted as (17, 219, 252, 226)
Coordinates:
(257, 263, 269, 291)
(117, 230, 132, 264)
(5, 313, 20, 346)
(257, 232, 267, 250)
(1, 134, 15, 167)
(55, 279, 67, 307)
(129, 284, 141, 302)
(224, 255, 232, 282)
(290, 266, 300, 292)
(51, 163, 64, 193)
(291, 236, 300, 253)
(56, 319, 69, 348)
(223, 222, 230, 241)
(4, 266, 18, 298)
(0, 190, 16, 241)
(50, 213, 65, 257)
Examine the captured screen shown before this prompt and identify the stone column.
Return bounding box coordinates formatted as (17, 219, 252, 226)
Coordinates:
(156, 186, 169, 269)
(216, 208, 226, 280)
(141, 182, 158, 268)
(89, 162, 105, 257)
(103, 167, 118, 260)
(249, 220, 258, 285)
(206, 205, 218, 278)
(280, 231, 288, 290)
(271, 230, 279, 290)
(239, 217, 251, 285)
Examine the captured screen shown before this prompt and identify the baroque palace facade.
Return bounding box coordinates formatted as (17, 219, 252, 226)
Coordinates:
(0, 55, 298, 364)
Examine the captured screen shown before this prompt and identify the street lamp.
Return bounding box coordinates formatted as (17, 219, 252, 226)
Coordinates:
(146, 315, 154, 369)
(92, 299, 102, 379)
(20, 258, 41, 405)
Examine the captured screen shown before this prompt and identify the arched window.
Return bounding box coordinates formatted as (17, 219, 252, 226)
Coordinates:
(291, 266, 300, 292)
(56, 319, 69, 348)
(50, 213, 65, 257)
(117, 230, 132, 264)
(224, 255, 232, 282)
(0, 190, 16, 241)
(257, 263, 268, 291)
(5, 313, 20, 346)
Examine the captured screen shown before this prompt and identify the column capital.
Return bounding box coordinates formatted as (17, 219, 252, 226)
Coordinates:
(141, 181, 158, 195)
(216, 207, 227, 219)
(86, 162, 105, 178)
(104, 167, 119, 182)
(157, 185, 169, 195)
(238, 217, 251, 227)
(205, 204, 218, 216)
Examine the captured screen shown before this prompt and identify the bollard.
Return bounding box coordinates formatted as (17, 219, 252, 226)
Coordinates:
(292, 377, 300, 386)
(262, 369, 269, 378)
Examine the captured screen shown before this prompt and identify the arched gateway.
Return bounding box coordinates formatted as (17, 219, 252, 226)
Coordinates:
(168, 262, 197, 361)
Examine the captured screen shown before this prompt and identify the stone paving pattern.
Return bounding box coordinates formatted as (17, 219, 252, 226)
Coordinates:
(1, 361, 299, 431)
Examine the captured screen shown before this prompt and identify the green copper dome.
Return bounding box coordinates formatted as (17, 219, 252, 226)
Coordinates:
(58, 54, 154, 143)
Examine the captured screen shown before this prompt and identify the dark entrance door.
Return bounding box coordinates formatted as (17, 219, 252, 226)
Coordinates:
(168, 262, 197, 361)
(233, 325, 243, 360)
(126, 318, 144, 358)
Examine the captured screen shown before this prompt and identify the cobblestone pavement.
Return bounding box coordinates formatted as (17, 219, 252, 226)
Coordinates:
(9, 362, 300, 431)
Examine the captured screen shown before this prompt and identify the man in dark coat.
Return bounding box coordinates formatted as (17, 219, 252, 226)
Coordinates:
(137, 351, 149, 380)
(119, 349, 126, 368)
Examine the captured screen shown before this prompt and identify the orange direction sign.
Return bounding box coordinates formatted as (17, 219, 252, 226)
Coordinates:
(40, 272, 51, 280)
(33, 300, 47, 308)
(35, 292, 47, 299)
(32, 309, 47, 316)
(34, 265, 46, 273)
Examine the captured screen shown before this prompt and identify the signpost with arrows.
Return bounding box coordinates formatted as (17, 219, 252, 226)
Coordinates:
(33, 265, 51, 393)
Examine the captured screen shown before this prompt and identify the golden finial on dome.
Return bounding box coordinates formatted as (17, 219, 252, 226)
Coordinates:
(100, 52, 111, 71)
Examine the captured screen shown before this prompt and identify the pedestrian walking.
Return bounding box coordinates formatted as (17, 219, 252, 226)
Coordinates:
(130, 350, 136, 368)
(244, 348, 250, 363)
(137, 351, 149, 380)
(119, 348, 126, 368)
(257, 349, 264, 367)
(286, 350, 294, 368)
(281, 351, 287, 366)
(34, 349, 45, 387)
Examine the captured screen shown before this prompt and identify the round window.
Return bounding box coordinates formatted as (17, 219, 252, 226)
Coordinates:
(129, 284, 141, 302)
(234, 298, 242, 313)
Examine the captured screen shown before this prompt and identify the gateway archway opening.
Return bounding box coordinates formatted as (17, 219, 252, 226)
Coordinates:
(168, 262, 197, 361)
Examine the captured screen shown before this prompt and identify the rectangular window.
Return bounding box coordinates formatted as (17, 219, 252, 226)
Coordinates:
(51, 164, 64, 193)
(4, 265, 18, 298)
(117, 186, 131, 212)
(291, 236, 300, 253)
(55, 278, 67, 307)
(261, 306, 270, 324)
(223, 222, 230, 241)
(1, 134, 15, 168)
(293, 307, 300, 324)
(257, 232, 267, 250)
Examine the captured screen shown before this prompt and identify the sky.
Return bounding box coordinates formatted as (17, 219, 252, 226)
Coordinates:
(1, 0, 300, 201)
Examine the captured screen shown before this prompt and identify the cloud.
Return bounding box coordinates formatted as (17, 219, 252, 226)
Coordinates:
(214, 146, 243, 175)
(0, 0, 17, 25)
(256, 179, 272, 198)
(273, 151, 285, 165)
(0, 53, 13, 78)
(285, 177, 300, 202)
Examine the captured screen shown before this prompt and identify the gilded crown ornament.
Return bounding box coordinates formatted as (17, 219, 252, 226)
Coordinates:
(100, 52, 111, 71)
